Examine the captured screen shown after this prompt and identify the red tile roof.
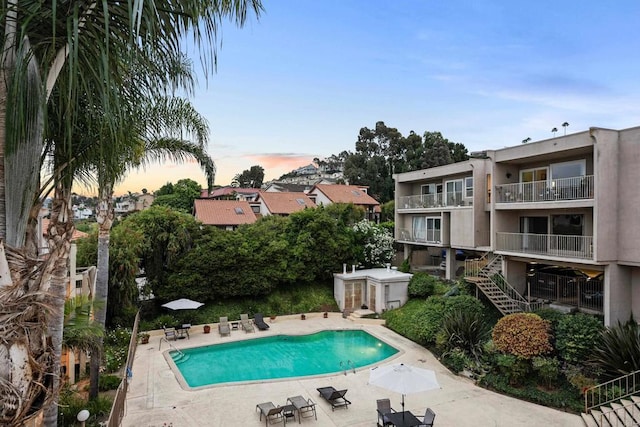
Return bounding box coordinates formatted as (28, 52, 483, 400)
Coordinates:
(193, 199, 257, 226)
(206, 186, 260, 199)
(310, 184, 380, 206)
(41, 218, 90, 241)
(256, 192, 316, 215)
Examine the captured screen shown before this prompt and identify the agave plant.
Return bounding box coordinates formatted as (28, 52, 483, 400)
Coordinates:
(437, 309, 490, 363)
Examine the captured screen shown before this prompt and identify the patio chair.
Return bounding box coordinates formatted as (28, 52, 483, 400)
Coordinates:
(418, 408, 436, 426)
(287, 395, 317, 421)
(256, 402, 286, 426)
(218, 316, 230, 337)
(254, 313, 270, 330)
(240, 313, 255, 333)
(163, 326, 177, 341)
(316, 386, 351, 411)
(376, 398, 396, 427)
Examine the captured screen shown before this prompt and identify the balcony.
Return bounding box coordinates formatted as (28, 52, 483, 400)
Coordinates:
(495, 175, 594, 204)
(496, 232, 593, 260)
(398, 191, 471, 209)
(397, 228, 441, 244)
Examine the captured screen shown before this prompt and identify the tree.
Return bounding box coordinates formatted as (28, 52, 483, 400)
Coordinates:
(153, 178, 203, 212)
(0, 0, 263, 424)
(234, 165, 265, 188)
(351, 220, 395, 268)
(422, 131, 453, 168)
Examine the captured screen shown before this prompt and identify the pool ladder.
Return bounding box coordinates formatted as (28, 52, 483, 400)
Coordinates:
(159, 339, 188, 362)
(340, 360, 356, 375)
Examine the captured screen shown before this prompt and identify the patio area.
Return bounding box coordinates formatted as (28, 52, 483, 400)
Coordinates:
(122, 314, 583, 426)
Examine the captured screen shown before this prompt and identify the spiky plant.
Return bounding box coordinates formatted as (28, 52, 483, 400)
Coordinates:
(590, 318, 640, 380)
(437, 309, 490, 363)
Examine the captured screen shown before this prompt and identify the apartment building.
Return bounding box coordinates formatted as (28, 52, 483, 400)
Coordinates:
(394, 126, 640, 326)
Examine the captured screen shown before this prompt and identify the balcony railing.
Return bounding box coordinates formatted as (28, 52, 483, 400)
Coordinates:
(496, 232, 593, 260)
(397, 228, 441, 244)
(398, 191, 472, 209)
(495, 175, 594, 203)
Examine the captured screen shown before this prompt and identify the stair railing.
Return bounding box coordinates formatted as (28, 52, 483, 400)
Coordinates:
(478, 255, 544, 313)
(584, 369, 640, 413)
(464, 252, 490, 277)
(589, 400, 639, 426)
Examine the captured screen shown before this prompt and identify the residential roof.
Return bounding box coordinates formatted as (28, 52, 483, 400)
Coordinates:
(263, 182, 312, 193)
(41, 218, 90, 241)
(193, 199, 257, 226)
(256, 192, 316, 215)
(205, 186, 261, 199)
(310, 184, 380, 206)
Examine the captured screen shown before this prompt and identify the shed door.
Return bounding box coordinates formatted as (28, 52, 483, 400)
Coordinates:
(344, 280, 364, 309)
(369, 284, 376, 311)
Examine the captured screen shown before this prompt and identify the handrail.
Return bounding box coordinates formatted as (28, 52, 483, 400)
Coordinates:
(584, 369, 640, 413)
(478, 255, 543, 313)
(159, 338, 184, 356)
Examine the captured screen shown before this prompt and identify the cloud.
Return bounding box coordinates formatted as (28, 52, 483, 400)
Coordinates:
(243, 153, 316, 169)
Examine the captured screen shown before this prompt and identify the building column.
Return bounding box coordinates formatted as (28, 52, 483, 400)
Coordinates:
(444, 248, 455, 280)
(605, 264, 632, 327)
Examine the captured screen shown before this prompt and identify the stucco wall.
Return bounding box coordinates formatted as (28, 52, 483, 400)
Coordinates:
(616, 127, 640, 264)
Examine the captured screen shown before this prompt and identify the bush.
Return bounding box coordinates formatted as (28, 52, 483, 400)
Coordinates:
(494, 353, 530, 386)
(413, 295, 486, 345)
(492, 313, 552, 359)
(532, 356, 560, 388)
(590, 318, 640, 380)
(99, 374, 122, 391)
(408, 272, 439, 298)
(555, 313, 604, 364)
(436, 309, 490, 362)
(441, 348, 471, 374)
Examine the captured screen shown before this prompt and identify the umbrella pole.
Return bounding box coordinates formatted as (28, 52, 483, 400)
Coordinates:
(402, 394, 405, 420)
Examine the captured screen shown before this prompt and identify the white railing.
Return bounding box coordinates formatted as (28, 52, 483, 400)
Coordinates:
(398, 192, 472, 209)
(496, 232, 593, 259)
(495, 175, 594, 203)
(397, 228, 441, 244)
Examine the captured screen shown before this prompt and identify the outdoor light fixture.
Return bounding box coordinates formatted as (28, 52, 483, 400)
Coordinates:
(77, 409, 90, 427)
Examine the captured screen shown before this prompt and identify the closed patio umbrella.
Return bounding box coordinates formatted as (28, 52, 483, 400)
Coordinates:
(161, 298, 204, 311)
(369, 363, 440, 413)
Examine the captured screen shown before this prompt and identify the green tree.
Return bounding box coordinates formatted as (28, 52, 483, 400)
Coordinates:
(422, 131, 453, 168)
(153, 178, 203, 212)
(352, 220, 394, 268)
(234, 165, 265, 188)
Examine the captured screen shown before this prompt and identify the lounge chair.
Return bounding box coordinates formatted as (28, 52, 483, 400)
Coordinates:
(254, 313, 270, 330)
(240, 313, 255, 333)
(287, 395, 317, 422)
(418, 408, 436, 426)
(256, 402, 286, 426)
(376, 398, 396, 427)
(218, 316, 230, 337)
(163, 326, 177, 341)
(316, 386, 351, 411)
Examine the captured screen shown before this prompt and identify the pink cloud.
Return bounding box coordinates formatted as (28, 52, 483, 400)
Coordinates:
(244, 153, 315, 170)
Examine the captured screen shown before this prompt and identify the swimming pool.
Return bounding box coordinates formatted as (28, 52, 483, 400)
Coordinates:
(168, 330, 399, 388)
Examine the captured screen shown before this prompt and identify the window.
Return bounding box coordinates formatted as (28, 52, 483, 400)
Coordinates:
(445, 179, 463, 206)
(296, 198, 305, 205)
(234, 207, 244, 214)
(412, 216, 441, 242)
(550, 160, 585, 180)
(465, 177, 473, 198)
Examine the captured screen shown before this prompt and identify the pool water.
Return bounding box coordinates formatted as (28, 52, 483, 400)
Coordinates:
(170, 330, 398, 388)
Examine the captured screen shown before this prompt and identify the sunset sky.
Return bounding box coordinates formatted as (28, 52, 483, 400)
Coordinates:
(114, 0, 640, 195)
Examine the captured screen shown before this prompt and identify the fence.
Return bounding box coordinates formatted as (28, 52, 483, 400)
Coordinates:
(106, 311, 140, 427)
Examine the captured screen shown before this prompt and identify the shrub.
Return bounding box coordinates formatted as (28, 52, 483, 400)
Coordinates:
(564, 364, 597, 394)
(99, 374, 122, 391)
(532, 356, 560, 388)
(399, 258, 410, 273)
(436, 309, 490, 362)
(555, 313, 604, 364)
(412, 295, 485, 345)
(492, 313, 552, 359)
(407, 272, 439, 298)
(441, 348, 470, 374)
(590, 318, 640, 380)
(494, 353, 530, 386)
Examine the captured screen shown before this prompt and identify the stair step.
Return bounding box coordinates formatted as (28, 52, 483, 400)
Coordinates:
(610, 402, 639, 426)
(618, 399, 640, 424)
(580, 412, 599, 427)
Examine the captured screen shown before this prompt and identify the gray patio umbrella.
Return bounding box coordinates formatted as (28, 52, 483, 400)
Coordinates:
(369, 363, 440, 413)
(161, 298, 204, 311)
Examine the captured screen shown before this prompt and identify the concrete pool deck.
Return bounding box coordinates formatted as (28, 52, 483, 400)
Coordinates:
(122, 314, 583, 427)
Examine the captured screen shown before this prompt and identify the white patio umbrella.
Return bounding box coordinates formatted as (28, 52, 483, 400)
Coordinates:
(369, 363, 441, 413)
(161, 298, 204, 311)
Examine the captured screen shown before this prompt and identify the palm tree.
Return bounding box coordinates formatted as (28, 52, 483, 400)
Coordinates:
(562, 122, 569, 135)
(0, 1, 263, 425)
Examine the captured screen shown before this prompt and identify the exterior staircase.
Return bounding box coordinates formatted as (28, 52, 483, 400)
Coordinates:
(582, 370, 640, 426)
(465, 254, 543, 316)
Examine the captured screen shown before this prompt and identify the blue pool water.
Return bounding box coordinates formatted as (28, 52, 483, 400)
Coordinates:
(170, 330, 398, 388)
